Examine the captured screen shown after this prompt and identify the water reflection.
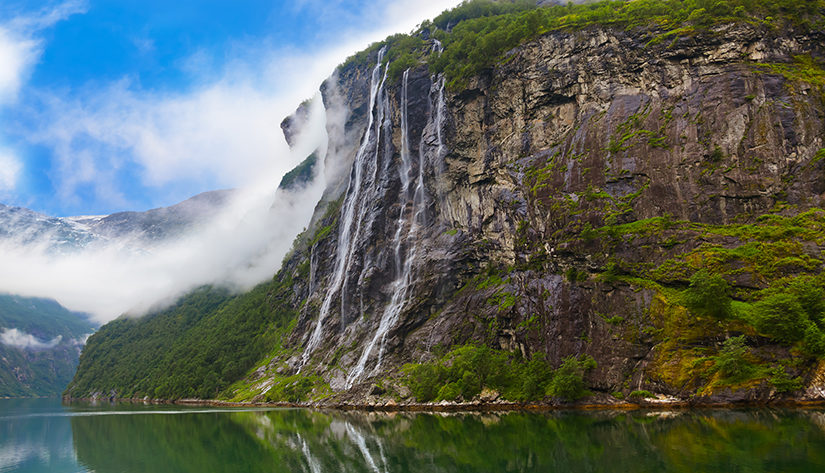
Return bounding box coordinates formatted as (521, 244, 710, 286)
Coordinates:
(2, 399, 825, 472)
(0, 399, 80, 473)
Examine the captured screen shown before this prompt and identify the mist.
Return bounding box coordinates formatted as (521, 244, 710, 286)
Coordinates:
(0, 328, 62, 350)
(0, 94, 329, 325)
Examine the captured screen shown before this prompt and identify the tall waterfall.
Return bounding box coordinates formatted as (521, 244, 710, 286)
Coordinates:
(347, 68, 448, 386)
(302, 48, 389, 367)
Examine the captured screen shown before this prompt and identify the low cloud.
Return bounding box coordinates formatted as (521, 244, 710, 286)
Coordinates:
(0, 328, 62, 350)
(0, 95, 328, 324)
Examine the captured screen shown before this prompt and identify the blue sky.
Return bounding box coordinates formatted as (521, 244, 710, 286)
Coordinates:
(0, 0, 460, 216)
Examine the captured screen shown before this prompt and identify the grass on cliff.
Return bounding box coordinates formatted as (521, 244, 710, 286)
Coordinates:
(342, 0, 825, 90)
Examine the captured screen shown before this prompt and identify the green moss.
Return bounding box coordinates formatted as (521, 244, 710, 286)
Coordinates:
(628, 390, 655, 399)
(264, 374, 331, 403)
(813, 148, 825, 164)
(755, 55, 825, 88)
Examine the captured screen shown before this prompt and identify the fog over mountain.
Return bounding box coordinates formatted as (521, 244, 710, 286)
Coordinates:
(0, 96, 327, 324)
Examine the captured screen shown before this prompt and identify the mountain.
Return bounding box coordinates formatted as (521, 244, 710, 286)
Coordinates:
(0, 190, 233, 397)
(67, 0, 825, 405)
(0, 295, 94, 397)
(68, 190, 233, 242)
(0, 190, 233, 253)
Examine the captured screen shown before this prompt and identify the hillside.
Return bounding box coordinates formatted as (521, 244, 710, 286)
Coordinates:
(67, 0, 825, 406)
(0, 295, 94, 397)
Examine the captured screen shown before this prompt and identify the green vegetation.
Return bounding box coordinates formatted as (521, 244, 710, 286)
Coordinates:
(278, 153, 317, 191)
(0, 295, 95, 397)
(402, 344, 596, 402)
(575, 208, 825, 394)
(683, 269, 732, 320)
(66, 271, 303, 400)
(263, 374, 330, 403)
(339, 0, 824, 90)
(756, 55, 825, 88)
(711, 336, 753, 382)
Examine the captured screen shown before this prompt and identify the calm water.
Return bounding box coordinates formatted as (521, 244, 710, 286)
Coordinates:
(2, 399, 825, 472)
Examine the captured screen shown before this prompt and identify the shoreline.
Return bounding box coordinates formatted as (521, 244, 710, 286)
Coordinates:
(60, 395, 825, 412)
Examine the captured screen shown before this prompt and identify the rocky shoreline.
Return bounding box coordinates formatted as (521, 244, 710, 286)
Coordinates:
(62, 392, 825, 412)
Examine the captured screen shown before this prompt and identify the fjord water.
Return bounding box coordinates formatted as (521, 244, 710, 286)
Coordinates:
(3, 399, 825, 472)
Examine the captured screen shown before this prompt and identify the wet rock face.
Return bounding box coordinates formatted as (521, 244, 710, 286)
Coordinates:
(273, 24, 825, 398)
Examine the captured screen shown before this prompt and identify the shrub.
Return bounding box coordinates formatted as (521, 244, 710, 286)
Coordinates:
(802, 324, 825, 357)
(787, 277, 825, 327)
(518, 355, 554, 401)
(265, 375, 319, 403)
(768, 366, 804, 393)
(403, 362, 446, 402)
(684, 269, 732, 319)
(547, 355, 596, 401)
(752, 293, 809, 343)
(629, 390, 655, 399)
(713, 336, 752, 380)
(402, 346, 596, 403)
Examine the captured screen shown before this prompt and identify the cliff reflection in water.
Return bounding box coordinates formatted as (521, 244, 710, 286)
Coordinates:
(69, 407, 825, 473)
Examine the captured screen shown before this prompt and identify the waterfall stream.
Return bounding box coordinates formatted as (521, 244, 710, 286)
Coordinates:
(301, 48, 389, 367)
(347, 69, 448, 386)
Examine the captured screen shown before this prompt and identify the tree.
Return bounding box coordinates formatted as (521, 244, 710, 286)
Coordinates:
(684, 269, 732, 319)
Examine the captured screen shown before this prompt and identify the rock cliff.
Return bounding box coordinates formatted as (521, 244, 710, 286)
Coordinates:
(67, 0, 825, 405)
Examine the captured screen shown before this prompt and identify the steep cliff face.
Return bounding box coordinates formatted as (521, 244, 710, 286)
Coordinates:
(244, 21, 825, 402)
(67, 1, 825, 405)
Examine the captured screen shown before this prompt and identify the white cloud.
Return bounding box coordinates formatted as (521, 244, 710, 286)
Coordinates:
(0, 1, 87, 195)
(0, 0, 86, 105)
(0, 148, 22, 191)
(0, 27, 37, 105)
(0, 328, 62, 350)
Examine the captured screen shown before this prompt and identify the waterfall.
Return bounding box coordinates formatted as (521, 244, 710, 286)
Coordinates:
(347, 68, 430, 387)
(431, 75, 453, 222)
(301, 47, 389, 367)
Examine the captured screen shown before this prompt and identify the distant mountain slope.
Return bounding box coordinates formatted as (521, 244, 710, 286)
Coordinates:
(0, 190, 233, 397)
(0, 190, 233, 253)
(0, 295, 95, 397)
(70, 190, 233, 242)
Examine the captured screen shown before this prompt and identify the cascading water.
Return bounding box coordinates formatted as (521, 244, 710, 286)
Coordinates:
(431, 74, 453, 222)
(347, 68, 436, 387)
(301, 48, 389, 367)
